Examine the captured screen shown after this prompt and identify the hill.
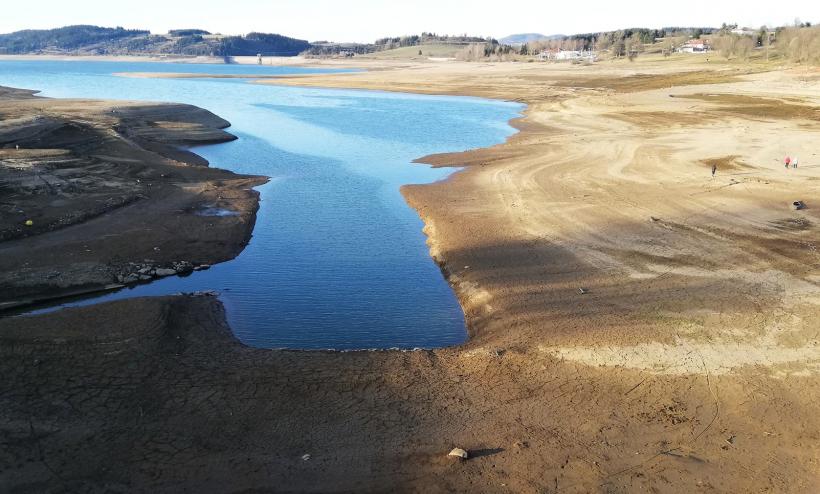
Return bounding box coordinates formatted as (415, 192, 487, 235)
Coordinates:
(0, 25, 311, 57)
(500, 33, 564, 45)
(0, 25, 150, 54)
(305, 33, 494, 59)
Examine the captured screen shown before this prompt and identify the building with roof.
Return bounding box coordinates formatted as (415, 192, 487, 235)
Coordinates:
(678, 39, 711, 53)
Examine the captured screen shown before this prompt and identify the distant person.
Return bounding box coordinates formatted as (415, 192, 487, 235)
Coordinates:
(793, 157, 799, 169)
(785, 156, 791, 169)
(711, 164, 717, 177)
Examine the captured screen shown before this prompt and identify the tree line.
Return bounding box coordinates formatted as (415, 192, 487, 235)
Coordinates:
(0, 25, 310, 56)
(374, 33, 489, 50)
(0, 25, 149, 54)
(513, 22, 820, 64)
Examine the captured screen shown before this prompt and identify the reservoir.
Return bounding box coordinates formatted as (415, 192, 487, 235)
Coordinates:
(0, 60, 522, 349)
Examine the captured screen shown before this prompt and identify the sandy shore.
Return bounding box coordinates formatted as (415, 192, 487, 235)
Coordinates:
(2, 58, 820, 492)
(112, 72, 315, 79)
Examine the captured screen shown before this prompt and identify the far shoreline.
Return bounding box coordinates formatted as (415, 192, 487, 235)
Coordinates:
(0, 53, 373, 69)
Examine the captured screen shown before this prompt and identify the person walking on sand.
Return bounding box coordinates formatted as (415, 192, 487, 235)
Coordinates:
(785, 156, 791, 169)
(711, 163, 717, 177)
(793, 157, 798, 169)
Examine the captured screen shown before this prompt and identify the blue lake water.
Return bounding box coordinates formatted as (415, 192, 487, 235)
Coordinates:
(0, 60, 522, 349)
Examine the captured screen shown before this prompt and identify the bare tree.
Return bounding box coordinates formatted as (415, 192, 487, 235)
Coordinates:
(455, 43, 486, 61)
(595, 33, 611, 53)
(759, 26, 772, 61)
(611, 31, 626, 58)
(674, 35, 689, 54)
(712, 35, 737, 59)
(624, 34, 643, 61)
(735, 36, 755, 60)
(778, 26, 820, 65)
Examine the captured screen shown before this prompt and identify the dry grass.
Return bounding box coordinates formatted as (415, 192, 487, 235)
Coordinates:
(363, 44, 465, 60)
(551, 70, 744, 92)
(605, 110, 711, 128)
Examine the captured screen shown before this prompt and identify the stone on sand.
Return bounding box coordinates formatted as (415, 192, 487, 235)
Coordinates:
(448, 448, 468, 459)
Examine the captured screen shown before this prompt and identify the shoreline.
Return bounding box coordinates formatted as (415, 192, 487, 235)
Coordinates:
(2, 70, 513, 346)
(106, 69, 536, 340)
(0, 53, 375, 70)
(2, 59, 820, 491)
(0, 86, 267, 309)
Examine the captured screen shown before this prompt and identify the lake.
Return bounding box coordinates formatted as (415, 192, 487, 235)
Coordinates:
(0, 60, 522, 349)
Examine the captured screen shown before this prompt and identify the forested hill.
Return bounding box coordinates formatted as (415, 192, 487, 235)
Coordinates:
(500, 33, 565, 45)
(0, 26, 149, 53)
(0, 25, 312, 57)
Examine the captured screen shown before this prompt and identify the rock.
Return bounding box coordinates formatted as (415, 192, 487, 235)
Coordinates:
(138, 267, 152, 275)
(199, 264, 211, 271)
(123, 274, 139, 284)
(792, 201, 805, 211)
(191, 290, 218, 297)
(448, 448, 469, 459)
(139, 275, 152, 281)
(578, 287, 589, 295)
(174, 261, 193, 274)
(154, 268, 177, 277)
(301, 454, 311, 461)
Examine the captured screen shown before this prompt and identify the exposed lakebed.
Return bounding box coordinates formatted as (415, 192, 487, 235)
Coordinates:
(0, 60, 522, 349)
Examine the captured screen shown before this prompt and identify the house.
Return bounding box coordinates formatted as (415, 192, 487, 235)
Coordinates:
(536, 49, 554, 61)
(538, 49, 597, 62)
(678, 39, 710, 53)
(555, 50, 582, 60)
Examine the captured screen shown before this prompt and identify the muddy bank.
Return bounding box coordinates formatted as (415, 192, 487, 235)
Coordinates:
(0, 86, 266, 308)
(2, 294, 818, 493)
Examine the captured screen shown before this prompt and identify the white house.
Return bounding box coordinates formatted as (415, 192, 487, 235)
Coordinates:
(679, 40, 710, 53)
(538, 50, 597, 61)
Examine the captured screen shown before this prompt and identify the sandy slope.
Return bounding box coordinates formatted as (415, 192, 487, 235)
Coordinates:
(1, 58, 819, 492)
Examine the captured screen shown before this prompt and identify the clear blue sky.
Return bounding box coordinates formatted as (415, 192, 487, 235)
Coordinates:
(2, 0, 818, 42)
